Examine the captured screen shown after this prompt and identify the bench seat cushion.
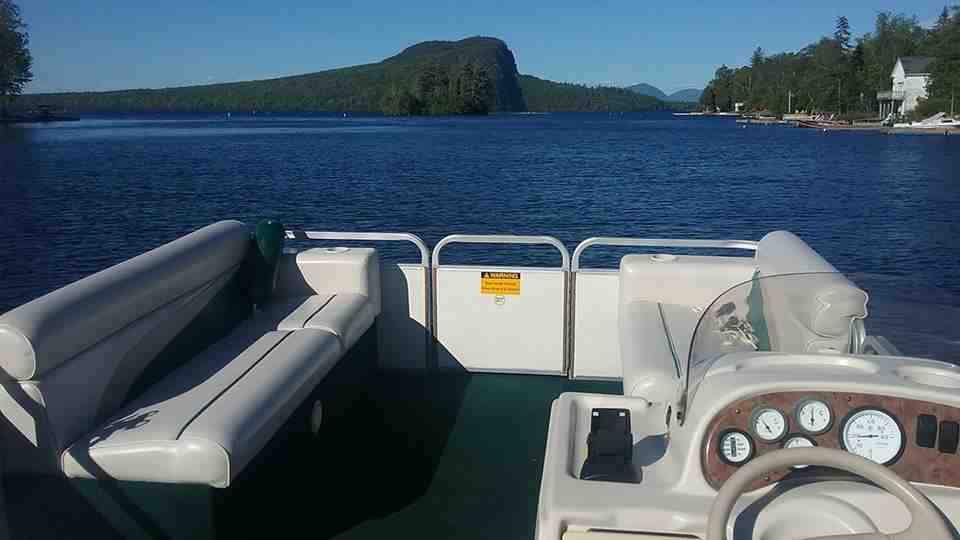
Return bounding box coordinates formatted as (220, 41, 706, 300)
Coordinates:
(61, 321, 340, 488)
(265, 294, 378, 351)
(620, 301, 700, 401)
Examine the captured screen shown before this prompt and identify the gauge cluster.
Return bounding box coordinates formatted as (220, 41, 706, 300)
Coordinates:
(702, 391, 960, 490)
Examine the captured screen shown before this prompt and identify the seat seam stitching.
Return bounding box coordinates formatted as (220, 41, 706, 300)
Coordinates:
(174, 331, 294, 440)
(301, 294, 337, 328)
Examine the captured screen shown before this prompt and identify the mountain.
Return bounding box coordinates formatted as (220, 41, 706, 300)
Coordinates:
(520, 76, 665, 112)
(667, 88, 703, 102)
(17, 37, 668, 114)
(18, 37, 525, 114)
(626, 83, 668, 101)
(626, 83, 703, 103)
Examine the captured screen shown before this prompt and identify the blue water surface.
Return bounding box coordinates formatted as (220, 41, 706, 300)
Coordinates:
(1, 112, 958, 313)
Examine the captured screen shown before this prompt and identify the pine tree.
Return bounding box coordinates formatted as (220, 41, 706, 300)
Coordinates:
(936, 6, 950, 29)
(0, 0, 32, 116)
(834, 16, 851, 51)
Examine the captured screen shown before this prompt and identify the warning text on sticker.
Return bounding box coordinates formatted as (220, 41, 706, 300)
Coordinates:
(480, 271, 521, 296)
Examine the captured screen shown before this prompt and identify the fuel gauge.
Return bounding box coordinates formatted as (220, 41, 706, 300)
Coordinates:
(718, 429, 754, 465)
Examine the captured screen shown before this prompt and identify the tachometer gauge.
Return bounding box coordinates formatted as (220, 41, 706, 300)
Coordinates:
(840, 408, 905, 465)
(750, 407, 788, 442)
(718, 429, 754, 465)
(796, 399, 832, 435)
(782, 435, 816, 468)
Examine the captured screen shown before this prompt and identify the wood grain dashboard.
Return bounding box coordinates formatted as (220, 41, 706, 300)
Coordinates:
(701, 391, 960, 490)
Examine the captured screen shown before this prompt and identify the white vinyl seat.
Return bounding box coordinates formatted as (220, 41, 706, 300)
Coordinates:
(61, 321, 340, 488)
(0, 221, 382, 488)
(263, 293, 378, 352)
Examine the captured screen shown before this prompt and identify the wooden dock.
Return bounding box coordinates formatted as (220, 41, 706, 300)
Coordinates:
(885, 127, 958, 136)
(798, 124, 957, 136)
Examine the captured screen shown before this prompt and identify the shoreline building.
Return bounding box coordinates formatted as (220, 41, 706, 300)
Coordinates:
(877, 56, 934, 118)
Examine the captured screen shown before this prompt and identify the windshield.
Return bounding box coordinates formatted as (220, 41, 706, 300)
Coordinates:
(678, 272, 869, 423)
(677, 271, 960, 424)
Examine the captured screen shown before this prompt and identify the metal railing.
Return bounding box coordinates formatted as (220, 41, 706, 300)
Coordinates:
(284, 230, 766, 378)
(877, 89, 906, 101)
(568, 237, 759, 379)
(432, 234, 570, 270)
(571, 237, 757, 271)
(285, 230, 430, 267)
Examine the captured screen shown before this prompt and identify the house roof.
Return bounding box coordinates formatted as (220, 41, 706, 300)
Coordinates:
(899, 56, 935, 75)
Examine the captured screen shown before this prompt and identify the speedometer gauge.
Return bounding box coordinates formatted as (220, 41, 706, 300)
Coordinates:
(840, 408, 905, 465)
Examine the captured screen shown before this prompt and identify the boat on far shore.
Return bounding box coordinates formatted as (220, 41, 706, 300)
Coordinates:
(672, 111, 741, 117)
(893, 112, 959, 130)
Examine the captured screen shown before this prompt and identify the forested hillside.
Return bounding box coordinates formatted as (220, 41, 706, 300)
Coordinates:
(700, 8, 960, 117)
(17, 37, 669, 115)
(17, 37, 524, 114)
(521, 76, 665, 112)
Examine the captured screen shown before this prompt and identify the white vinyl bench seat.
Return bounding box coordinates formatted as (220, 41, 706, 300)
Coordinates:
(0, 221, 382, 488)
(265, 293, 378, 352)
(61, 322, 341, 488)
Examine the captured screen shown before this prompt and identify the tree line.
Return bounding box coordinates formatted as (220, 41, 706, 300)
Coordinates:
(381, 61, 494, 115)
(700, 7, 960, 118)
(519, 75, 666, 112)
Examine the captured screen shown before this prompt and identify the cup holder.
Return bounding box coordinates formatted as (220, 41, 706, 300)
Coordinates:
(650, 254, 678, 263)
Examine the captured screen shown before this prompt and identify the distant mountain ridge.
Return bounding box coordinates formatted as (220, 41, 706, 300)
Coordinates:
(626, 83, 702, 103)
(17, 37, 671, 114)
(666, 88, 703, 102)
(626, 83, 667, 101)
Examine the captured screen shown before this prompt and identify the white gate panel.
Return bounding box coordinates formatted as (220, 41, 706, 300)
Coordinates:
(572, 270, 621, 379)
(435, 266, 565, 374)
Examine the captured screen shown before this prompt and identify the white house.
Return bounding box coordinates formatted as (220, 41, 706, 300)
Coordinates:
(878, 56, 933, 117)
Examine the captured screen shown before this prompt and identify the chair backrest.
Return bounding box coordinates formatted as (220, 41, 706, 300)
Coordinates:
(0, 221, 251, 474)
(755, 231, 868, 354)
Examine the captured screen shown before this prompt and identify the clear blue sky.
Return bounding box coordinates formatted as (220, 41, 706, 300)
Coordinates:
(21, 0, 948, 95)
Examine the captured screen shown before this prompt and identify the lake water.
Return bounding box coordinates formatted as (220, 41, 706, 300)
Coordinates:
(2, 112, 959, 314)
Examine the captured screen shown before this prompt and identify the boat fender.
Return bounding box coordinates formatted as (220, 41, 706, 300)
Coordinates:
(251, 219, 285, 309)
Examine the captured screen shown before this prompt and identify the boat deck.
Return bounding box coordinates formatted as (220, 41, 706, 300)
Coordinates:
(4, 335, 619, 539)
(324, 371, 617, 540)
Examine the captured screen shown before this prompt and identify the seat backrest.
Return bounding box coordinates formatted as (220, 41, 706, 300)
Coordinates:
(754, 231, 868, 354)
(0, 221, 251, 474)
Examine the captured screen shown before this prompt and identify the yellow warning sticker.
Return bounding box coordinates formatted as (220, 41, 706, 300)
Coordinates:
(480, 271, 521, 295)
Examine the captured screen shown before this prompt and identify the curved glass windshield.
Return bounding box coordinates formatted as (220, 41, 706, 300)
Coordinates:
(677, 271, 960, 424)
(680, 272, 868, 423)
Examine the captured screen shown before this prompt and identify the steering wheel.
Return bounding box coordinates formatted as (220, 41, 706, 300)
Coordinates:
(707, 447, 953, 540)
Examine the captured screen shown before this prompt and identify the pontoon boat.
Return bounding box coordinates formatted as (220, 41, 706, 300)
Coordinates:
(1, 221, 958, 539)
